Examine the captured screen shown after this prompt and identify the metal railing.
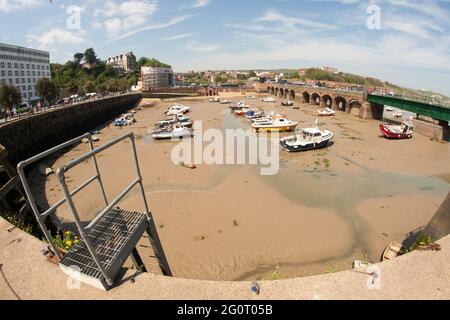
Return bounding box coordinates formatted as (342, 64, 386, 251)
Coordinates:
(18, 132, 172, 285)
(369, 91, 450, 109)
(17, 133, 101, 260)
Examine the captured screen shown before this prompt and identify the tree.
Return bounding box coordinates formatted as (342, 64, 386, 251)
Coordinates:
(138, 57, 149, 67)
(35, 78, 58, 104)
(0, 84, 21, 121)
(74, 52, 84, 65)
(248, 71, 257, 78)
(84, 81, 96, 93)
(84, 48, 98, 65)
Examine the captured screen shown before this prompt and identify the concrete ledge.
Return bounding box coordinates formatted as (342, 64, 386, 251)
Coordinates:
(1, 217, 449, 300)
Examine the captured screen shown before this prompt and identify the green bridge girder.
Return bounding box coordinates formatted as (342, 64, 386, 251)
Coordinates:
(367, 94, 450, 122)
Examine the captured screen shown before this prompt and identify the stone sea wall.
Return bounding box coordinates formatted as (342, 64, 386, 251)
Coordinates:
(0, 93, 141, 165)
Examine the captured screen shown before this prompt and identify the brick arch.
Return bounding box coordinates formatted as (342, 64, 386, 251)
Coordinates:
(302, 91, 310, 103)
(334, 96, 347, 112)
(349, 99, 363, 116)
(322, 94, 333, 108)
(289, 90, 296, 100)
(311, 92, 321, 105)
(270, 87, 275, 95)
(279, 88, 284, 98)
(275, 87, 279, 97)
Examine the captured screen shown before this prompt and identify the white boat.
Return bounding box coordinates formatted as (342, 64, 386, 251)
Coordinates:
(152, 125, 192, 140)
(385, 107, 394, 112)
(247, 95, 256, 100)
(317, 108, 336, 116)
(220, 99, 231, 104)
(262, 96, 276, 103)
(393, 110, 404, 118)
(280, 126, 334, 152)
(281, 100, 294, 106)
(209, 97, 220, 103)
(166, 104, 191, 116)
(251, 117, 299, 132)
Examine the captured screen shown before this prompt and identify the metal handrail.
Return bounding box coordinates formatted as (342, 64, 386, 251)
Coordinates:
(17, 133, 105, 260)
(56, 132, 153, 286)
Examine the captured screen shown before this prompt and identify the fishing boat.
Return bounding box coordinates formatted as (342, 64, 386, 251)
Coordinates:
(262, 96, 276, 103)
(251, 112, 282, 123)
(280, 126, 334, 152)
(156, 118, 177, 128)
(382, 241, 404, 261)
(209, 97, 220, 103)
(152, 125, 192, 140)
(317, 107, 336, 116)
(393, 109, 404, 118)
(176, 114, 191, 123)
(220, 99, 231, 104)
(379, 121, 414, 139)
(251, 117, 299, 132)
(281, 100, 294, 106)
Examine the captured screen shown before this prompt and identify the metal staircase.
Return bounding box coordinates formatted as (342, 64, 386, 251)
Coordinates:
(17, 132, 172, 290)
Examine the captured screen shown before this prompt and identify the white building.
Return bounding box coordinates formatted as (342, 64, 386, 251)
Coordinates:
(141, 66, 173, 90)
(0, 43, 51, 103)
(106, 52, 137, 74)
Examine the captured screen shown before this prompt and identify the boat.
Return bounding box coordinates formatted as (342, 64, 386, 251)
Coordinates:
(209, 97, 220, 103)
(393, 109, 403, 118)
(156, 118, 177, 128)
(245, 110, 265, 119)
(379, 121, 414, 139)
(262, 96, 276, 103)
(317, 108, 336, 116)
(220, 99, 231, 104)
(385, 107, 394, 112)
(176, 114, 191, 123)
(113, 116, 134, 126)
(166, 104, 191, 116)
(229, 101, 246, 111)
(234, 108, 250, 116)
(247, 95, 256, 100)
(280, 126, 334, 152)
(251, 117, 299, 132)
(152, 125, 192, 140)
(281, 100, 294, 106)
(382, 241, 404, 261)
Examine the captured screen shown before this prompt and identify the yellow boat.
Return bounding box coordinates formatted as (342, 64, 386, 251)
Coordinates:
(251, 117, 299, 133)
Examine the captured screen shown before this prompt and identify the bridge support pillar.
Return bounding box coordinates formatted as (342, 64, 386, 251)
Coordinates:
(412, 118, 448, 141)
(364, 102, 383, 120)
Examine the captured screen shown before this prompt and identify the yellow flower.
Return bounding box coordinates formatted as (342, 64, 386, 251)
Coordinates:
(74, 240, 79, 245)
(66, 240, 72, 247)
(65, 231, 71, 236)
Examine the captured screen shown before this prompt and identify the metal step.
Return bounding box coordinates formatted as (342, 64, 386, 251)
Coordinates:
(59, 208, 149, 290)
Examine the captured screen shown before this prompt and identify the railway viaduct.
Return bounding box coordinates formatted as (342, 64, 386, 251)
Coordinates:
(258, 83, 384, 120)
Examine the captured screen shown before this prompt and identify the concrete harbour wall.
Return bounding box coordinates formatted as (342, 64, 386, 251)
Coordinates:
(0, 93, 141, 165)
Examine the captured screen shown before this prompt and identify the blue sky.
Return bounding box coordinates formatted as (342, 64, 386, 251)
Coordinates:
(1, 0, 450, 95)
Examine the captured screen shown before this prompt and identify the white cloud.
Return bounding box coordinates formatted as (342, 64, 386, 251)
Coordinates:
(191, 0, 211, 8)
(26, 28, 86, 50)
(0, 0, 41, 13)
(163, 33, 195, 41)
(94, 0, 158, 38)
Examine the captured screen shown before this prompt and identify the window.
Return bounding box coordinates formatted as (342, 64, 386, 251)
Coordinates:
(8, 70, 12, 76)
(37, 71, 41, 76)
(28, 78, 31, 83)
(0, 62, 4, 68)
(32, 71, 35, 76)
(14, 63, 18, 68)
(8, 79, 12, 84)
(15, 78, 19, 84)
(37, 65, 40, 70)
(22, 85, 26, 91)
(20, 63, 24, 68)
(32, 64, 35, 69)
(7, 63, 11, 68)
(1, 70, 4, 76)
(26, 64, 29, 69)
(21, 71, 24, 76)
(27, 71, 30, 76)
(21, 78, 25, 83)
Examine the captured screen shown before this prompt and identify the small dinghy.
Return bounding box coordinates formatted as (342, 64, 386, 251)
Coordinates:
(317, 107, 336, 116)
(220, 99, 231, 104)
(380, 121, 414, 139)
(156, 118, 177, 128)
(280, 125, 334, 152)
(229, 101, 246, 111)
(234, 108, 250, 116)
(209, 97, 220, 103)
(152, 125, 192, 140)
(252, 117, 299, 133)
(166, 104, 191, 116)
(382, 241, 404, 261)
(281, 100, 294, 106)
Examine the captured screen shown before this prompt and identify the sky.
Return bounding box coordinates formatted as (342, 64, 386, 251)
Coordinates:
(1, 0, 449, 95)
